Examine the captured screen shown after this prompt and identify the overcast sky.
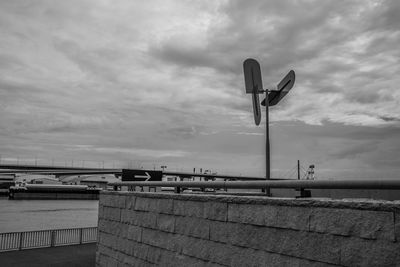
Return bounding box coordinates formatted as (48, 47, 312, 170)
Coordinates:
(1, 0, 400, 179)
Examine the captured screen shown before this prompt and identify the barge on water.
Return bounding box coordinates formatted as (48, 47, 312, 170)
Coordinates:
(9, 184, 101, 200)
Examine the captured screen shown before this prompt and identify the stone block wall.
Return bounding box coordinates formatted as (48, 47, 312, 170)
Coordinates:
(96, 192, 400, 266)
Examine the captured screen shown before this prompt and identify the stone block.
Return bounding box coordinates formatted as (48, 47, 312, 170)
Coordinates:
(99, 193, 112, 207)
(103, 207, 121, 222)
(180, 236, 212, 260)
(120, 223, 129, 237)
(134, 197, 174, 214)
(229, 247, 337, 267)
(209, 221, 229, 243)
(269, 230, 341, 265)
(99, 232, 118, 249)
(120, 238, 131, 255)
(155, 198, 174, 214)
(156, 214, 176, 232)
(310, 208, 395, 241)
(142, 228, 181, 252)
(120, 209, 132, 224)
(156, 250, 178, 266)
(340, 237, 400, 266)
(127, 244, 145, 262)
(146, 245, 164, 264)
(230, 247, 280, 267)
(207, 242, 241, 266)
(204, 202, 228, 221)
(211, 221, 341, 265)
(175, 216, 209, 239)
(134, 197, 159, 211)
(131, 211, 158, 229)
(174, 200, 204, 218)
(103, 220, 122, 236)
(395, 210, 400, 242)
(122, 210, 157, 228)
(98, 206, 105, 219)
(97, 243, 115, 259)
(115, 250, 128, 263)
(228, 203, 310, 231)
(228, 204, 265, 225)
(97, 253, 113, 267)
(126, 195, 136, 210)
(98, 218, 108, 232)
(224, 223, 265, 250)
(121, 254, 148, 267)
(116, 236, 127, 252)
(127, 225, 142, 242)
(131, 242, 149, 260)
(104, 194, 126, 209)
(160, 252, 210, 267)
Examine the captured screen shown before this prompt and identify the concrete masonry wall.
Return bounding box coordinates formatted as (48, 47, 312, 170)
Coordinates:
(96, 192, 400, 267)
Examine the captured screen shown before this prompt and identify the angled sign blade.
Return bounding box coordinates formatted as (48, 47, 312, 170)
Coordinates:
(243, 58, 263, 125)
(252, 90, 261, 125)
(261, 91, 279, 106)
(269, 70, 295, 106)
(243, 58, 263, 94)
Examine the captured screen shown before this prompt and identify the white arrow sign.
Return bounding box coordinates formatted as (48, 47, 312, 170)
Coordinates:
(135, 172, 151, 181)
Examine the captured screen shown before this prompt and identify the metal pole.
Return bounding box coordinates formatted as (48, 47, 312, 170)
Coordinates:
(51, 230, 56, 247)
(265, 91, 271, 196)
(79, 228, 83, 244)
(297, 160, 300, 180)
(19, 232, 24, 250)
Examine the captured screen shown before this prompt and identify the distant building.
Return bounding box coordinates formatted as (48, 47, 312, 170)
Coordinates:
(15, 174, 60, 185)
(80, 175, 120, 190)
(30, 177, 61, 184)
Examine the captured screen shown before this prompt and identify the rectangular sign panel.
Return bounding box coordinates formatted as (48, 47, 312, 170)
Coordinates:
(122, 169, 163, 181)
(243, 58, 263, 94)
(269, 70, 295, 106)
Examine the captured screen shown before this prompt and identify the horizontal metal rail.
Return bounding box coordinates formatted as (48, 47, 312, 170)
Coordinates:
(110, 179, 400, 190)
(0, 227, 97, 252)
(163, 171, 272, 180)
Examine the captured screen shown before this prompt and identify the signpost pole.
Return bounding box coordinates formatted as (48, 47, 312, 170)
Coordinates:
(265, 90, 271, 196)
(243, 58, 295, 198)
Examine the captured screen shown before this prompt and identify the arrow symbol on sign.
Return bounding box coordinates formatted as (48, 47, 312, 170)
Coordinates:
(135, 172, 151, 181)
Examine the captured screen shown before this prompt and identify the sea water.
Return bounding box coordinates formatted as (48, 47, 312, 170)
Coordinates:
(0, 197, 98, 233)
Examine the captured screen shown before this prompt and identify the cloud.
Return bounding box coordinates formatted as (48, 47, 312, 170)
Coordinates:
(1, 0, 400, 178)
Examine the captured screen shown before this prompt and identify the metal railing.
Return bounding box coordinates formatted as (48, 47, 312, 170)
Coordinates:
(110, 179, 400, 193)
(0, 227, 97, 252)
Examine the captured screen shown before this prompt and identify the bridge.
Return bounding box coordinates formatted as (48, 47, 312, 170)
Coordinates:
(0, 164, 272, 181)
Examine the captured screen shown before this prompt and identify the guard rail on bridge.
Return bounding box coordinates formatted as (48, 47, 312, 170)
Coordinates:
(0, 227, 97, 252)
(109, 179, 400, 193)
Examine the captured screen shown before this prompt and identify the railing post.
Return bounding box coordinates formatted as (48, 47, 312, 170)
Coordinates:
(19, 232, 24, 250)
(50, 230, 56, 247)
(79, 228, 83, 244)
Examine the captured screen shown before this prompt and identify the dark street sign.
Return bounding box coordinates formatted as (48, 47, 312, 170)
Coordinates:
(243, 58, 263, 125)
(122, 169, 163, 181)
(261, 70, 295, 106)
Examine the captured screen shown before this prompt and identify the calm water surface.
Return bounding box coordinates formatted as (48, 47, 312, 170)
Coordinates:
(0, 197, 98, 233)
